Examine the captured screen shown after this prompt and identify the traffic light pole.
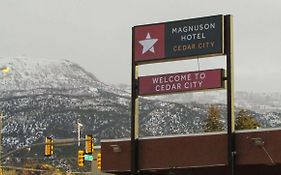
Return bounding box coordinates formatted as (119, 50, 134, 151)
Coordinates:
(0, 138, 91, 162)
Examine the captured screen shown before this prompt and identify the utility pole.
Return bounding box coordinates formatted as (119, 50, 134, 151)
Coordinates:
(0, 113, 3, 175)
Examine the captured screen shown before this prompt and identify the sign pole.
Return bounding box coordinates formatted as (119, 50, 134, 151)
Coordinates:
(131, 27, 139, 175)
(132, 15, 231, 174)
(225, 15, 235, 175)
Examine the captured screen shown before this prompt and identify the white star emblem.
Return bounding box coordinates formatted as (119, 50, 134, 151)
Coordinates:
(139, 33, 158, 54)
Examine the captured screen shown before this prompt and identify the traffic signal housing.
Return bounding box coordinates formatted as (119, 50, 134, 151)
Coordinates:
(85, 135, 94, 154)
(44, 137, 54, 156)
(97, 153, 102, 170)
(78, 150, 85, 167)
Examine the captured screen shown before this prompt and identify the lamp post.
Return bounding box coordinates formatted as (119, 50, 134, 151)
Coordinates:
(0, 66, 10, 175)
(0, 113, 2, 175)
(77, 122, 83, 147)
(0, 113, 2, 155)
(0, 66, 11, 154)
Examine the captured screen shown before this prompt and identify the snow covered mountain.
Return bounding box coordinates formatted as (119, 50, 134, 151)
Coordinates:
(146, 91, 281, 113)
(0, 57, 99, 91)
(0, 57, 280, 170)
(0, 57, 130, 144)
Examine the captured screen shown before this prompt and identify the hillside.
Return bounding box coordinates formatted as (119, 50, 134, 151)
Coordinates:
(0, 57, 281, 171)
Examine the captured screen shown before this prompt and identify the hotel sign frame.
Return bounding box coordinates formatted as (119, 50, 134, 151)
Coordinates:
(134, 15, 224, 65)
(131, 15, 234, 175)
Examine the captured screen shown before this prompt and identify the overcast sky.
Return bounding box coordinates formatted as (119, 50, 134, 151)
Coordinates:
(0, 0, 281, 93)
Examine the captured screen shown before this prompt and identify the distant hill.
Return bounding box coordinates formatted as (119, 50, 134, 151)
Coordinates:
(0, 57, 280, 171)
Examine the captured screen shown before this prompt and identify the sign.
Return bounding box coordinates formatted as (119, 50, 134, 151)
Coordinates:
(84, 154, 93, 161)
(139, 69, 225, 96)
(134, 15, 224, 64)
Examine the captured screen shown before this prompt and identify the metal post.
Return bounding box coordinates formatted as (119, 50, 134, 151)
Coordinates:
(91, 151, 95, 175)
(0, 113, 2, 175)
(0, 113, 2, 155)
(225, 15, 235, 175)
(131, 27, 139, 175)
(90, 138, 94, 175)
(77, 122, 83, 147)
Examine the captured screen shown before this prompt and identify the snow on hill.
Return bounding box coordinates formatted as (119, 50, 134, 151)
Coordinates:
(0, 57, 281, 170)
(0, 57, 99, 91)
(1, 57, 280, 143)
(0, 57, 129, 97)
(148, 91, 281, 113)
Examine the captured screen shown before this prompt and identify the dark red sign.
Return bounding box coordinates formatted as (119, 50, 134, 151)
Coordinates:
(133, 15, 223, 64)
(139, 69, 224, 96)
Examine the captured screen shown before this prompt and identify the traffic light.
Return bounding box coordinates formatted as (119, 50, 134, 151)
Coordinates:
(97, 153, 102, 170)
(85, 135, 94, 154)
(44, 137, 53, 156)
(78, 150, 85, 167)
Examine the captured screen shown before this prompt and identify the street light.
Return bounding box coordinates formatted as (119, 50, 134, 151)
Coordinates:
(0, 66, 11, 74)
(77, 122, 83, 146)
(0, 66, 10, 147)
(0, 113, 3, 159)
(0, 67, 10, 174)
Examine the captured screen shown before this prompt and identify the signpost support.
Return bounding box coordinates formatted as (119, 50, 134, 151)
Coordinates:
(131, 14, 234, 175)
(131, 27, 139, 175)
(225, 15, 235, 175)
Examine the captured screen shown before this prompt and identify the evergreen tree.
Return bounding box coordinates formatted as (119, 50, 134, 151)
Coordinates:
(235, 109, 260, 130)
(204, 105, 224, 132)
